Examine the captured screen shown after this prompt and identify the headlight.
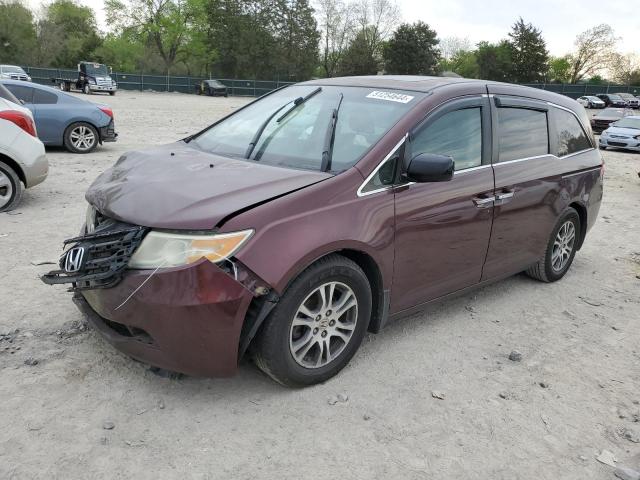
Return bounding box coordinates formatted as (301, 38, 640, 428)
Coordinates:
(128, 229, 253, 269)
(89, 78, 96, 84)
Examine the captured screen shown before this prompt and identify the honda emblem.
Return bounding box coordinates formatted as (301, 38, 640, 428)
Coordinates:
(64, 247, 85, 273)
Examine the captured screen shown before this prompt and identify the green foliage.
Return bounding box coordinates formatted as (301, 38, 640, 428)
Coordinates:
(476, 41, 513, 81)
(439, 50, 479, 78)
(587, 75, 605, 85)
(508, 17, 548, 82)
(382, 22, 440, 75)
(37, 0, 102, 68)
(547, 56, 572, 83)
(337, 28, 378, 76)
(93, 31, 145, 72)
(0, 1, 37, 64)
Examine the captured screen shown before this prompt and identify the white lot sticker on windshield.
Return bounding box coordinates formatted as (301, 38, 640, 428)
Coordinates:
(366, 90, 414, 104)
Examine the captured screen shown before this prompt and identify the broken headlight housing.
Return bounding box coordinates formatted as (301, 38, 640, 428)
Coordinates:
(128, 229, 253, 269)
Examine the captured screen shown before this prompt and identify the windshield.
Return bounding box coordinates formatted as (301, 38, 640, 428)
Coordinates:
(608, 94, 623, 100)
(612, 118, 640, 129)
(192, 85, 423, 172)
(2, 66, 25, 74)
(600, 108, 624, 117)
(85, 63, 109, 76)
(587, 96, 600, 101)
(0, 83, 20, 104)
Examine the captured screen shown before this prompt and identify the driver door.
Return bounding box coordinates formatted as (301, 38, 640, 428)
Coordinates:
(391, 95, 495, 313)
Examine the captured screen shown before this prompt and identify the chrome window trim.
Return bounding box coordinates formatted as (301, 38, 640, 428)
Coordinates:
(356, 134, 407, 197)
(546, 101, 596, 149)
(453, 164, 491, 175)
(493, 147, 596, 167)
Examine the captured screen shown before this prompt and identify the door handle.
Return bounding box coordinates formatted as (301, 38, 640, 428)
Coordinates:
(495, 190, 515, 205)
(473, 196, 495, 208)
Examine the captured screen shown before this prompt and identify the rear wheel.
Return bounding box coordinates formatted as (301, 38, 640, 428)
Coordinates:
(526, 208, 580, 282)
(0, 161, 23, 212)
(64, 122, 99, 153)
(254, 254, 372, 387)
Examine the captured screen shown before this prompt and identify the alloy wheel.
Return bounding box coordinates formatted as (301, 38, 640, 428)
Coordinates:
(70, 126, 96, 151)
(0, 170, 14, 209)
(289, 281, 358, 369)
(551, 220, 576, 272)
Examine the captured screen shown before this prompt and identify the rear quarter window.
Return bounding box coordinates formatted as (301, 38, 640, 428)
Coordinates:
(552, 108, 592, 157)
(497, 107, 549, 162)
(33, 89, 58, 105)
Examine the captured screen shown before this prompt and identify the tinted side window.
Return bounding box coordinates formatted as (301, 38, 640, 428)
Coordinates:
(5, 84, 34, 103)
(497, 108, 548, 162)
(33, 89, 58, 105)
(553, 109, 591, 156)
(411, 107, 482, 171)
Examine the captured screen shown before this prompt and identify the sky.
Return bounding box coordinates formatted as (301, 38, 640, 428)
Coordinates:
(29, 0, 639, 57)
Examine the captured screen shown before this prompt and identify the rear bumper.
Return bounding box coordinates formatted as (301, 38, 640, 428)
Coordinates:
(76, 260, 254, 377)
(99, 121, 118, 143)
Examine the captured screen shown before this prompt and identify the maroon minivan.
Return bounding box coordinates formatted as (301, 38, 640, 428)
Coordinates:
(43, 76, 603, 386)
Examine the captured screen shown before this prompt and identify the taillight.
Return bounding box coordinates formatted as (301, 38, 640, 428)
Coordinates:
(0, 110, 37, 137)
(98, 106, 113, 119)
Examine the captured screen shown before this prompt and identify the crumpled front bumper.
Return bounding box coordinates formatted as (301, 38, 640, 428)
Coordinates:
(599, 135, 640, 151)
(75, 259, 256, 377)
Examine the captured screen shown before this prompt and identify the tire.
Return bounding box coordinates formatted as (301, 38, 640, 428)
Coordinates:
(83, 84, 91, 95)
(254, 254, 372, 387)
(526, 208, 581, 283)
(64, 122, 99, 154)
(109, 91, 115, 96)
(0, 161, 23, 212)
(59, 82, 66, 91)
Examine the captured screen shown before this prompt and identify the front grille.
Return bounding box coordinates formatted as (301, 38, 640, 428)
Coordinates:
(42, 220, 147, 290)
(608, 141, 628, 147)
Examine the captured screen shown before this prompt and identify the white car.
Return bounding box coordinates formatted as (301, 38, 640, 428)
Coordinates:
(599, 115, 640, 152)
(577, 96, 606, 109)
(0, 84, 48, 211)
(0, 65, 31, 82)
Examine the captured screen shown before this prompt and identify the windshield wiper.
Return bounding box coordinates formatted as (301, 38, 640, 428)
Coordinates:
(320, 93, 343, 172)
(245, 87, 322, 160)
(276, 87, 322, 123)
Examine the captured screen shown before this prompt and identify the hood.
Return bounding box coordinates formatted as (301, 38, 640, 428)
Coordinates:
(603, 126, 640, 136)
(593, 115, 622, 121)
(86, 143, 332, 230)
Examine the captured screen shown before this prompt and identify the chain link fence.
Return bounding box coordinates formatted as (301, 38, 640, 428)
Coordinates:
(22, 66, 294, 97)
(19, 67, 640, 99)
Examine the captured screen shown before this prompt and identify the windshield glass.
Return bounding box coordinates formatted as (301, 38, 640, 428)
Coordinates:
(2, 66, 25, 74)
(612, 118, 640, 129)
(192, 85, 423, 172)
(85, 63, 109, 76)
(600, 108, 624, 117)
(608, 94, 623, 100)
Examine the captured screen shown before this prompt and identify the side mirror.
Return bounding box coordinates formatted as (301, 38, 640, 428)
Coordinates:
(109, 66, 113, 74)
(405, 153, 454, 183)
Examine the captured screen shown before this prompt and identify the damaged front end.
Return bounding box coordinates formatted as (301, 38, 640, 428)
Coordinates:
(41, 213, 277, 377)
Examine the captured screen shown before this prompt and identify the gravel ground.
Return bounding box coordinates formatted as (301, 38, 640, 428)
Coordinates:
(1, 91, 639, 480)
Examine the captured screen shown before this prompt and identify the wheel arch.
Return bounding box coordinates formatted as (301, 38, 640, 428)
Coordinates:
(239, 247, 388, 361)
(0, 152, 26, 186)
(568, 201, 587, 250)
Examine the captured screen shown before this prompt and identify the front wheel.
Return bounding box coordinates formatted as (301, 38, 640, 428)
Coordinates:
(0, 161, 23, 212)
(64, 122, 99, 153)
(109, 91, 116, 96)
(83, 84, 91, 95)
(254, 254, 372, 387)
(526, 208, 581, 282)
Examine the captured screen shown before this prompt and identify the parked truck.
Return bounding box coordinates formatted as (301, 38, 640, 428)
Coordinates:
(53, 61, 117, 95)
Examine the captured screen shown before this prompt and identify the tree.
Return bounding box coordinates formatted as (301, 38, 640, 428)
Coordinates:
(105, 0, 200, 74)
(271, 0, 320, 81)
(37, 0, 102, 67)
(0, 1, 37, 64)
(337, 27, 378, 75)
(609, 53, 640, 85)
(316, 0, 356, 77)
(547, 55, 571, 83)
(508, 17, 548, 83)
(440, 49, 479, 78)
(439, 36, 471, 61)
(476, 41, 513, 82)
(382, 22, 439, 75)
(568, 24, 617, 84)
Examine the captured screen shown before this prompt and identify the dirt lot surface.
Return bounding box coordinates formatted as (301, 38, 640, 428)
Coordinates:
(1, 91, 639, 479)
